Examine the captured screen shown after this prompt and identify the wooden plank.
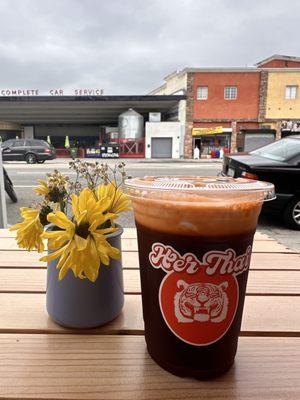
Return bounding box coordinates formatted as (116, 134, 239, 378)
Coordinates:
(252, 240, 294, 253)
(0, 250, 142, 269)
(0, 335, 299, 399)
(122, 269, 300, 296)
(0, 228, 274, 240)
(0, 293, 298, 335)
(125, 270, 300, 296)
(0, 237, 140, 251)
(119, 228, 137, 239)
(250, 252, 300, 270)
(0, 236, 294, 253)
(0, 268, 299, 295)
(0, 294, 142, 334)
(244, 296, 300, 334)
(247, 270, 300, 294)
(0, 250, 299, 270)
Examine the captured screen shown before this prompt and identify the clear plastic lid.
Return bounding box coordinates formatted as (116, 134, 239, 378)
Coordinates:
(125, 176, 275, 201)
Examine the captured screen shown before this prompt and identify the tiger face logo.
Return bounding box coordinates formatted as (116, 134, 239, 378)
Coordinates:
(174, 280, 228, 324)
(159, 270, 239, 345)
(153, 243, 243, 346)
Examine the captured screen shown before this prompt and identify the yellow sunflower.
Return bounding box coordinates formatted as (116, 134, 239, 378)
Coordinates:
(95, 181, 131, 215)
(10, 208, 44, 252)
(34, 180, 49, 196)
(40, 188, 121, 282)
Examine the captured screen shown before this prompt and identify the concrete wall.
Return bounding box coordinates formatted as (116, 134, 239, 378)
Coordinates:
(145, 122, 183, 159)
(150, 71, 187, 95)
(23, 126, 34, 139)
(178, 100, 186, 124)
(265, 71, 300, 119)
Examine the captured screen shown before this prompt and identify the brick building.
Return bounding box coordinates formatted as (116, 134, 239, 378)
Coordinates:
(150, 54, 300, 158)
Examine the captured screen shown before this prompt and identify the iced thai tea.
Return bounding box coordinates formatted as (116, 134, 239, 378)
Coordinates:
(125, 176, 275, 379)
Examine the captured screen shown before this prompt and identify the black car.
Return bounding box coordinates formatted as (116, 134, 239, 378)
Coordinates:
(1, 139, 56, 164)
(222, 135, 300, 230)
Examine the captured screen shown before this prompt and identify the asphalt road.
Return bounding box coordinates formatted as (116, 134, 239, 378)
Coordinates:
(4, 159, 300, 252)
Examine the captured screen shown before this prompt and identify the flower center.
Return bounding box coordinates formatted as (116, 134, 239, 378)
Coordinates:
(48, 187, 66, 203)
(39, 205, 52, 226)
(75, 222, 90, 239)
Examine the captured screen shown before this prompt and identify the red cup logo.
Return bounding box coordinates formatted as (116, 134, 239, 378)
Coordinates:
(149, 243, 251, 346)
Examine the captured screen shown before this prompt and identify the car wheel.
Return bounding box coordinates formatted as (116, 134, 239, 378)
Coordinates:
(37, 160, 45, 164)
(26, 153, 37, 164)
(283, 197, 300, 230)
(4, 180, 18, 203)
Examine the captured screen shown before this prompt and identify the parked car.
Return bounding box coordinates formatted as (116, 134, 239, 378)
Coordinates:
(1, 139, 56, 164)
(222, 135, 300, 230)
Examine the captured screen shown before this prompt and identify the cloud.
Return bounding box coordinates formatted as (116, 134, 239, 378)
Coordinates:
(0, 0, 299, 94)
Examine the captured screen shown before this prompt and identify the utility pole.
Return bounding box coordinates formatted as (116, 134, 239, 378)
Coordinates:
(0, 148, 8, 228)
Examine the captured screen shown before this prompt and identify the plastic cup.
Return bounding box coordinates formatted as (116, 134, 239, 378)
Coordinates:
(125, 176, 275, 379)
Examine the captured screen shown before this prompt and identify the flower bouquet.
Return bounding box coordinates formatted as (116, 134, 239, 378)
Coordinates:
(11, 160, 131, 328)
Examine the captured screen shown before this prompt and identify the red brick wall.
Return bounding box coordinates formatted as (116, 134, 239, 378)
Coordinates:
(237, 122, 259, 130)
(258, 59, 300, 68)
(193, 72, 261, 120)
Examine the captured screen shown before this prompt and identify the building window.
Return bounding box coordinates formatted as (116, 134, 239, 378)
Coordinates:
(197, 86, 208, 100)
(224, 86, 237, 100)
(285, 85, 298, 99)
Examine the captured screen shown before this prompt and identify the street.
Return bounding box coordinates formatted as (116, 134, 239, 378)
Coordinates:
(4, 159, 300, 252)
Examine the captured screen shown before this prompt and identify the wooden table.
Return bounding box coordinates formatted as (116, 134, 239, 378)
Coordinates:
(0, 228, 299, 399)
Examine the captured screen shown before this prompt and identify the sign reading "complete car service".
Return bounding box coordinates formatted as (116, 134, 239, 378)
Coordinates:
(0, 89, 104, 96)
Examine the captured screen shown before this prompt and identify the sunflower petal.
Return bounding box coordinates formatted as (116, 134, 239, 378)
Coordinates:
(78, 188, 93, 213)
(47, 212, 75, 230)
(71, 194, 79, 220)
(74, 234, 88, 251)
(40, 245, 66, 262)
(10, 208, 44, 252)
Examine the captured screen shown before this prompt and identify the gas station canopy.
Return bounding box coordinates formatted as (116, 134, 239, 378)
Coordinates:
(0, 95, 185, 125)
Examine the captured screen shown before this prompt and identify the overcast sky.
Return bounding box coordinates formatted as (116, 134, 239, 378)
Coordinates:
(0, 0, 299, 95)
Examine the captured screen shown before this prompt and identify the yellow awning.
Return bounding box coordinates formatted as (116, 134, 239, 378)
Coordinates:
(192, 126, 223, 136)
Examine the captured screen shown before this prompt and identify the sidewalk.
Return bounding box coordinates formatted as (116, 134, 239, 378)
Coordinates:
(138, 158, 223, 164)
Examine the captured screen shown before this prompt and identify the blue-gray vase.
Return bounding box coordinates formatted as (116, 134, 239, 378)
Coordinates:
(46, 227, 124, 328)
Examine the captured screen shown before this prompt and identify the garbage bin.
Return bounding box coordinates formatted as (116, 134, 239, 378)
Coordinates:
(70, 148, 78, 159)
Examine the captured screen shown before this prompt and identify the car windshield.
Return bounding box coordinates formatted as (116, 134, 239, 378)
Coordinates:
(250, 138, 300, 161)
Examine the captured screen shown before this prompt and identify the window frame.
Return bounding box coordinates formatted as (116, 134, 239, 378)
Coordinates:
(224, 86, 238, 100)
(285, 85, 298, 100)
(197, 86, 208, 100)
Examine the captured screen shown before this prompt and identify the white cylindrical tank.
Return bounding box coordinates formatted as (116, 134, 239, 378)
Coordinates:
(118, 108, 144, 139)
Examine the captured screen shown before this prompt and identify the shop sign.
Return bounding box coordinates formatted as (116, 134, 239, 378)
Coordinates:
(281, 120, 300, 132)
(100, 145, 119, 158)
(85, 148, 101, 158)
(192, 126, 223, 136)
(0, 89, 104, 96)
(85, 146, 119, 159)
